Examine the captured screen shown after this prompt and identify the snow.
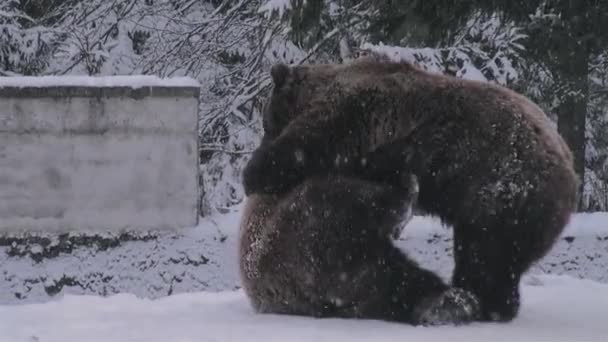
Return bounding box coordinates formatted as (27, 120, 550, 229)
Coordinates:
(0, 208, 242, 304)
(404, 212, 608, 238)
(360, 42, 492, 83)
(0, 75, 200, 89)
(0, 210, 606, 340)
(2, 208, 607, 303)
(258, 0, 292, 17)
(560, 212, 608, 237)
(361, 42, 445, 74)
(0, 274, 606, 342)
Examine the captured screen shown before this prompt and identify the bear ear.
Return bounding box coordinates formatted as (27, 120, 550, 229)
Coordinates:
(270, 63, 291, 88)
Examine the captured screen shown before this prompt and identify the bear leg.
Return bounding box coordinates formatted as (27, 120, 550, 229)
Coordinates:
(450, 185, 574, 322)
(451, 223, 526, 322)
(320, 238, 479, 325)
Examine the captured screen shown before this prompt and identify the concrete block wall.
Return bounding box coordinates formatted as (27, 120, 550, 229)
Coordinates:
(0, 76, 200, 234)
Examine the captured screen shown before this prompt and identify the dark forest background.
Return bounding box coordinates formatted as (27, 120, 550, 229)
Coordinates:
(2, 0, 606, 212)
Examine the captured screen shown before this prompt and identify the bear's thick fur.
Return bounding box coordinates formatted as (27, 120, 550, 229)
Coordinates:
(243, 56, 579, 321)
(239, 173, 479, 325)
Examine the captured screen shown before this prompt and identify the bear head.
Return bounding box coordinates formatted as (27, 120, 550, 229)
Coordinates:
(261, 55, 417, 141)
(262, 62, 334, 140)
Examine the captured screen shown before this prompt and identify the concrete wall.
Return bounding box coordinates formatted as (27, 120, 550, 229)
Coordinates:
(0, 76, 200, 234)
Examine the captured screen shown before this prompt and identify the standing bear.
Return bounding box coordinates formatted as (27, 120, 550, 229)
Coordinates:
(243, 56, 579, 322)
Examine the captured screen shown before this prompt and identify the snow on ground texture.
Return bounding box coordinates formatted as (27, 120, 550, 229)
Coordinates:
(0, 274, 606, 342)
(0, 75, 200, 88)
(404, 211, 608, 238)
(1, 210, 607, 304)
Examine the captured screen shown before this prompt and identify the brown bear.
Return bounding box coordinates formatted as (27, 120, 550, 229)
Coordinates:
(239, 171, 480, 325)
(243, 56, 579, 322)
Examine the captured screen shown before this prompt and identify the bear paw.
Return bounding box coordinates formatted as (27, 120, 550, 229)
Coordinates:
(412, 288, 481, 326)
(243, 145, 305, 196)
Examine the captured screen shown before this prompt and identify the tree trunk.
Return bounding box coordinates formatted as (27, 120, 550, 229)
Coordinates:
(554, 4, 589, 211)
(555, 70, 588, 210)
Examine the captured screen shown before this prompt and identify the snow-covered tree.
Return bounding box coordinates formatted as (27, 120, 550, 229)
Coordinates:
(0, 0, 61, 75)
(1, 0, 606, 212)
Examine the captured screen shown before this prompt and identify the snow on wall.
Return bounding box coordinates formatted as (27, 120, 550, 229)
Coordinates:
(0, 210, 606, 305)
(0, 75, 200, 88)
(0, 77, 200, 234)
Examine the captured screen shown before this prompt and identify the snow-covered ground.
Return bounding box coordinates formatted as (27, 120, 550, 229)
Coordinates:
(1, 211, 607, 341)
(0, 274, 606, 342)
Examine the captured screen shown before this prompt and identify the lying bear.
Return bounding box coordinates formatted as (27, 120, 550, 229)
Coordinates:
(243, 56, 579, 321)
(240, 168, 480, 325)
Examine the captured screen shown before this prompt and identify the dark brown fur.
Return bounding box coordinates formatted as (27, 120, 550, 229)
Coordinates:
(243, 57, 579, 321)
(239, 175, 479, 324)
